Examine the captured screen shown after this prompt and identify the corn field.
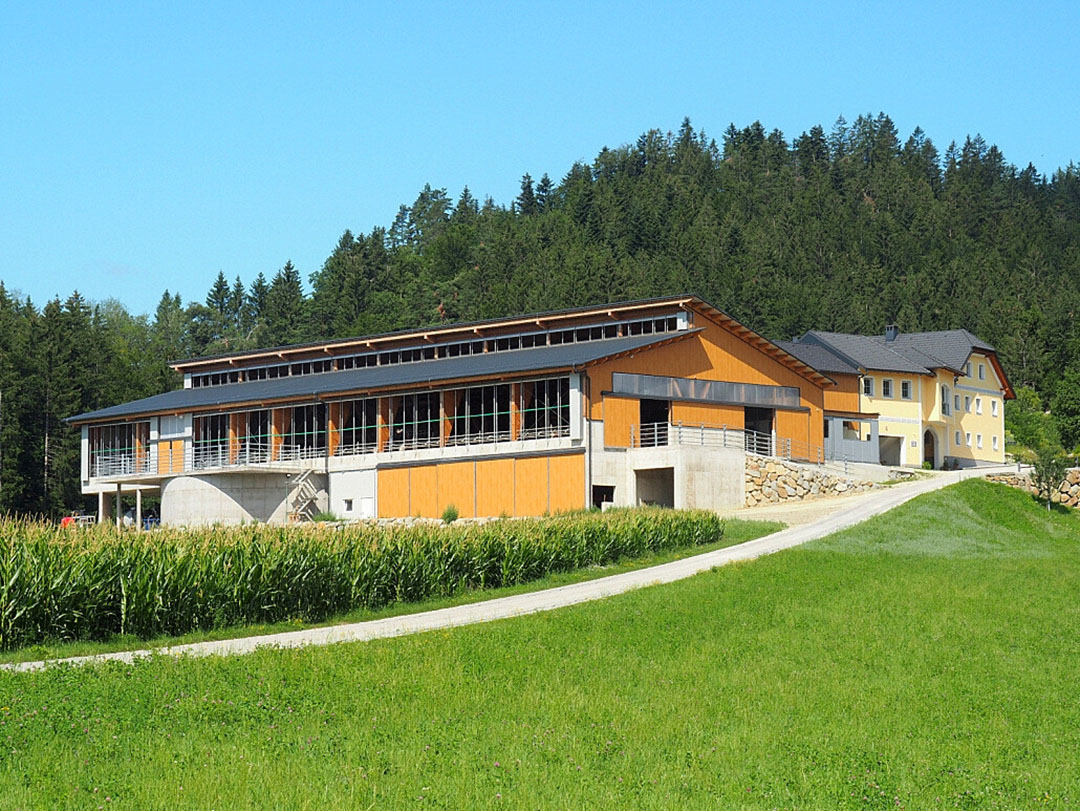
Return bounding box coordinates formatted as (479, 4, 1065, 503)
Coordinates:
(0, 509, 723, 650)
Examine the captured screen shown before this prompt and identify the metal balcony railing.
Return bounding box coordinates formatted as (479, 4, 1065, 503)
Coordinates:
(89, 452, 154, 478)
(629, 421, 836, 467)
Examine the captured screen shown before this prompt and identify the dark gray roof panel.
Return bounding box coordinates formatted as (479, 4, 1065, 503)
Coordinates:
(803, 331, 933, 374)
(879, 329, 993, 372)
(171, 294, 696, 366)
(70, 331, 694, 423)
(774, 340, 860, 376)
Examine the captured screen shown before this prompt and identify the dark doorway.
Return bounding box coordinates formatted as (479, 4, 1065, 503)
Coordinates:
(592, 485, 615, 509)
(744, 407, 774, 455)
(639, 399, 669, 446)
(923, 429, 935, 468)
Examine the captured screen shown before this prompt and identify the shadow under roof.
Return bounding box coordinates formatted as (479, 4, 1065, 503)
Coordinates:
(70, 330, 697, 424)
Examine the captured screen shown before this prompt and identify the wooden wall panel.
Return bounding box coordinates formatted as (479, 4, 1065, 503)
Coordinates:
(377, 467, 410, 518)
(410, 465, 439, 518)
(476, 458, 515, 517)
(585, 319, 827, 421)
(602, 396, 639, 448)
(823, 375, 861, 414)
(438, 460, 476, 519)
(775, 410, 813, 459)
(156, 439, 182, 475)
(548, 454, 585, 514)
(514, 456, 549, 516)
(669, 402, 744, 428)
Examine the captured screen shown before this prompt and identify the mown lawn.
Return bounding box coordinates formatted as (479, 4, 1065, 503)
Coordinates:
(1, 480, 1078, 809)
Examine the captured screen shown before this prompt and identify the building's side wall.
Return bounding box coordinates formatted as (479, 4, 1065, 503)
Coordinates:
(602, 395, 639, 449)
(949, 352, 1007, 465)
(587, 320, 827, 450)
(859, 371, 925, 466)
(822, 374, 861, 414)
(669, 401, 744, 429)
(376, 452, 586, 518)
(160, 473, 328, 526)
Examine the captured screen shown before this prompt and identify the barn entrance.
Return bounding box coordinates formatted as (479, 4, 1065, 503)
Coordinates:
(923, 429, 936, 468)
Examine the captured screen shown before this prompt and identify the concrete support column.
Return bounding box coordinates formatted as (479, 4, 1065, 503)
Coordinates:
(135, 488, 143, 531)
(115, 482, 122, 528)
(98, 491, 112, 524)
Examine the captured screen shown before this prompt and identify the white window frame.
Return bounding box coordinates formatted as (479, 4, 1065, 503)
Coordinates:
(975, 397, 982, 415)
(954, 394, 961, 411)
(965, 432, 971, 446)
(991, 400, 998, 417)
(955, 430, 962, 446)
(901, 380, 912, 400)
(978, 364, 986, 380)
(966, 362, 972, 376)
(964, 396, 971, 412)
(942, 386, 951, 416)
(881, 378, 894, 398)
(862, 377, 874, 397)
(993, 435, 999, 451)
(976, 434, 983, 449)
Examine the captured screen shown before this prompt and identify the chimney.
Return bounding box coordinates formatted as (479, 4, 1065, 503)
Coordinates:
(884, 325, 899, 342)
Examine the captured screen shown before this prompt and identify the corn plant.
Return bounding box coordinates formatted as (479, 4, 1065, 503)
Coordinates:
(0, 508, 724, 650)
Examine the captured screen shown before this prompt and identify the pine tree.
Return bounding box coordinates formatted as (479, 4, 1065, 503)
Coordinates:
(516, 173, 537, 215)
(265, 261, 306, 345)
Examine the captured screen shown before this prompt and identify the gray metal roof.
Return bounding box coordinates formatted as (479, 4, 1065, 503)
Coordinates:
(879, 329, 994, 373)
(774, 340, 860, 376)
(802, 331, 933, 374)
(70, 330, 696, 424)
(171, 294, 698, 366)
(794, 328, 999, 379)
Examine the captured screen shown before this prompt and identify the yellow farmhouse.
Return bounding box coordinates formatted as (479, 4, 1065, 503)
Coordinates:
(779, 327, 1014, 468)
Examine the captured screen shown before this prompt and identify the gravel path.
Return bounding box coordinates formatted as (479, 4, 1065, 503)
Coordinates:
(4, 466, 1015, 673)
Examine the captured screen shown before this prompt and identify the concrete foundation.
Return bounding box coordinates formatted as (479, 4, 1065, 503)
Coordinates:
(160, 473, 328, 526)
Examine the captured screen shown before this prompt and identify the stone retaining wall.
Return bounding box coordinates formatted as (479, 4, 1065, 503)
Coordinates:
(985, 469, 1080, 507)
(745, 454, 878, 507)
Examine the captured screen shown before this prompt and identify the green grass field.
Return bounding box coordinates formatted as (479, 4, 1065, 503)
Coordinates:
(1, 480, 1078, 809)
(0, 517, 780, 665)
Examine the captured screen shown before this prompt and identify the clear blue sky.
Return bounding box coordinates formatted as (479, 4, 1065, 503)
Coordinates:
(2, 1, 1077, 316)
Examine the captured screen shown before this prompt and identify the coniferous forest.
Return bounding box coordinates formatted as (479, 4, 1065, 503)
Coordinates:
(3, 114, 1080, 515)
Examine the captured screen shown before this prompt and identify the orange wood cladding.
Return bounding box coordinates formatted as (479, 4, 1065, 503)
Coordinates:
(586, 317, 826, 449)
(377, 399, 391, 452)
(271, 409, 285, 461)
(441, 390, 455, 446)
(669, 401, 744, 429)
(156, 439, 183, 474)
(376, 453, 585, 518)
(327, 402, 341, 457)
(228, 413, 241, 464)
(823, 374, 861, 414)
(602, 395, 639, 448)
(510, 382, 522, 441)
(476, 458, 515, 516)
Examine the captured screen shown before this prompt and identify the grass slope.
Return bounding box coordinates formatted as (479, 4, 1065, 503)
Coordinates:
(1, 480, 1078, 809)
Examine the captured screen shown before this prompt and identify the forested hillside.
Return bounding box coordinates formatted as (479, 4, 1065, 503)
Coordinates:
(3, 114, 1080, 514)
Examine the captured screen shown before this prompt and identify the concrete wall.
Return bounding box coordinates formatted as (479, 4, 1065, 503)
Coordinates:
(160, 473, 328, 526)
(587, 419, 745, 510)
(328, 469, 376, 519)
